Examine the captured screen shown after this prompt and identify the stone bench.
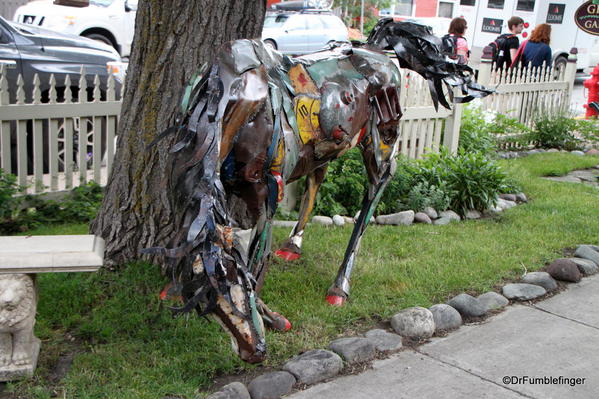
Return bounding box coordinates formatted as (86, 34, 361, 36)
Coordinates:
(0, 235, 104, 381)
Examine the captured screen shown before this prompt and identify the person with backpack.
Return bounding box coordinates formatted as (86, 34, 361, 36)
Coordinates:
(491, 16, 524, 69)
(442, 17, 469, 64)
(521, 24, 552, 69)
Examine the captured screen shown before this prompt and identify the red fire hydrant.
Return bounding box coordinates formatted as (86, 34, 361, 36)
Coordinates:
(583, 64, 599, 118)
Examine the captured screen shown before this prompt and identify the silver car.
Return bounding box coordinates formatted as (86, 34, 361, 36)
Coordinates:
(262, 12, 349, 55)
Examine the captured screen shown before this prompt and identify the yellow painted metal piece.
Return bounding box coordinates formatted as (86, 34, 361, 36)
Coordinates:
(289, 64, 319, 96)
(294, 96, 321, 144)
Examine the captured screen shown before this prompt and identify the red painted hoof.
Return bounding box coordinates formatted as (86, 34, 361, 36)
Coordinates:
(269, 312, 292, 332)
(275, 249, 300, 261)
(326, 295, 346, 306)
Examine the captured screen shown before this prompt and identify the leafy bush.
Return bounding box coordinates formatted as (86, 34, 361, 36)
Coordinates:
(399, 181, 450, 213)
(459, 104, 529, 154)
(530, 112, 597, 150)
(0, 169, 25, 233)
(0, 180, 104, 234)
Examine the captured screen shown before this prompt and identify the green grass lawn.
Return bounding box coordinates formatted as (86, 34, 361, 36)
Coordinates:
(8, 153, 599, 399)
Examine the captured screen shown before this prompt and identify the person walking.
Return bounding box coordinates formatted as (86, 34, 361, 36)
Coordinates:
(494, 16, 524, 69)
(445, 17, 469, 64)
(521, 23, 552, 69)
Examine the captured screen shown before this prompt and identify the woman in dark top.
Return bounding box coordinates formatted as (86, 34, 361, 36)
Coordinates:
(522, 24, 552, 69)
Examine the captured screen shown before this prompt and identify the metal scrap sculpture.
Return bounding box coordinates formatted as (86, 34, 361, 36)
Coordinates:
(146, 19, 492, 363)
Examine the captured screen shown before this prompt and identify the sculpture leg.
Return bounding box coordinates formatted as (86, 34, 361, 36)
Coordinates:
(0, 333, 11, 367)
(275, 166, 327, 261)
(247, 215, 292, 332)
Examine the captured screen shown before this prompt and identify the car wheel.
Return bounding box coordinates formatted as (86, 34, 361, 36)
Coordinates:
(553, 56, 567, 80)
(83, 33, 114, 48)
(264, 39, 277, 51)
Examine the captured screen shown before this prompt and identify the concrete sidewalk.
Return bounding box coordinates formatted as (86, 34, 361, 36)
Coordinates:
(286, 275, 599, 399)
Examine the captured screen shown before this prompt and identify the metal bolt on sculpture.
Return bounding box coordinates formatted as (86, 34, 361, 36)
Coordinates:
(145, 19, 492, 363)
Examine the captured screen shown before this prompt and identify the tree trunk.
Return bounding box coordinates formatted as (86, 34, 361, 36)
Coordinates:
(91, 0, 267, 267)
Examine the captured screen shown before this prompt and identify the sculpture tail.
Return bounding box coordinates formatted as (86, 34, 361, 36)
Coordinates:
(367, 18, 493, 110)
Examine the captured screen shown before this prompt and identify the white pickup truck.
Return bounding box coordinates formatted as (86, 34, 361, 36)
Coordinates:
(13, 0, 137, 57)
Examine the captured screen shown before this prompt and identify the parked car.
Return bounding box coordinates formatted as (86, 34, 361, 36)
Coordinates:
(262, 11, 349, 55)
(13, 0, 137, 57)
(0, 15, 121, 102)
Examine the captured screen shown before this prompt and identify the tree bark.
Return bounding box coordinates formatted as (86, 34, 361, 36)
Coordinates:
(91, 0, 267, 267)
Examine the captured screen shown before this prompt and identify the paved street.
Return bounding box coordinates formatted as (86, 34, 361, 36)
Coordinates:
(287, 275, 599, 399)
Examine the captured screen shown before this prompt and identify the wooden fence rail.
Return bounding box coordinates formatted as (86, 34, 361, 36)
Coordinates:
(0, 65, 122, 194)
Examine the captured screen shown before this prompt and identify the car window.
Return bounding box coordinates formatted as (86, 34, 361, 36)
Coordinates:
(308, 17, 324, 30)
(90, 0, 114, 7)
(285, 15, 307, 31)
(264, 14, 289, 28)
(320, 16, 344, 30)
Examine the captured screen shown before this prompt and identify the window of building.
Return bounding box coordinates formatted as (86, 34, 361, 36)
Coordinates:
(488, 0, 504, 9)
(460, 0, 475, 6)
(393, 0, 414, 16)
(516, 0, 535, 12)
(438, 1, 454, 18)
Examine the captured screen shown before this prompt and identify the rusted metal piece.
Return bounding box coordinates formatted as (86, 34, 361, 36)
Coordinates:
(147, 20, 492, 363)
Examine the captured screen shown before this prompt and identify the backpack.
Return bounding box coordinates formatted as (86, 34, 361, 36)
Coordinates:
(488, 34, 516, 68)
(441, 34, 459, 60)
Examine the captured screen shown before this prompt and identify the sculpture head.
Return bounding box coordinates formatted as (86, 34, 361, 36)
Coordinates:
(166, 226, 267, 364)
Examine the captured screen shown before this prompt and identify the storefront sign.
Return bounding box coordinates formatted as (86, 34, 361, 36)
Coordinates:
(575, 1, 599, 35)
(547, 3, 565, 24)
(481, 18, 503, 34)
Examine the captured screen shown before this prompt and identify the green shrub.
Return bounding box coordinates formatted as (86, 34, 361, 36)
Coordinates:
(459, 105, 529, 154)
(399, 181, 450, 213)
(530, 112, 597, 150)
(0, 169, 25, 233)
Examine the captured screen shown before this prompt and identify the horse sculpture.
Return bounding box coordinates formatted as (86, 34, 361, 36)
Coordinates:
(146, 19, 492, 363)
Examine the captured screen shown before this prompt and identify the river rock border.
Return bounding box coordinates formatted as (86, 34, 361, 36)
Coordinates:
(202, 244, 599, 398)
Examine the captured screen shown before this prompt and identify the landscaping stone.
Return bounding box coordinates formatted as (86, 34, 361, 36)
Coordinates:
(312, 216, 333, 226)
(521, 272, 558, 291)
(546, 259, 582, 282)
(496, 198, 517, 210)
(477, 292, 509, 311)
(447, 293, 486, 317)
(585, 148, 599, 155)
(429, 304, 462, 331)
(439, 210, 460, 221)
(571, 150, 585, 156)
(499, 193, 517, 202)
(247, 371, 296, 399)
(206, 382, 250, 399)
(547, 148, 559, 152)
(423, 207, 438, 219)
(376, 210, 415, 226)
(432, 216, 451, 225)
(342, 216, 355, 224)
(575, 245, 599, 265)
(364, 329, 403, 352)
(569, 257, 599, 275)
(282, 349, 343, 385)
(414, 212, 432, 224)
(515, 192, 528, 203)
(332, 215, 345, 227)
(484, 204, 503, 215)
(329, 337, 376, 364)
(502, 283, 546, 300)
(390, 307, 435, 339)
(464, 210, 481, 220)
(545, 175, 582, 183)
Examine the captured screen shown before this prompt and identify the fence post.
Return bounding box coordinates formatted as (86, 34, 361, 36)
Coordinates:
(442, 88, 463, 154)
(563, 47, 578, 112)
(477, 45, 494, 87)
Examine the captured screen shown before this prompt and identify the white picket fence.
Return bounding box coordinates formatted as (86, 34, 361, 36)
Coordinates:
(0, 65, 121, 194)
(476, 51, 577, 147)
(0, 51, 577, 196)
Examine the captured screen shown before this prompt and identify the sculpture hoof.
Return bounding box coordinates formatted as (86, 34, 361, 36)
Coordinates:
(326, 295, 346, 306)
(272, 312, 292, 332)
(274, 249, 300, 261)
